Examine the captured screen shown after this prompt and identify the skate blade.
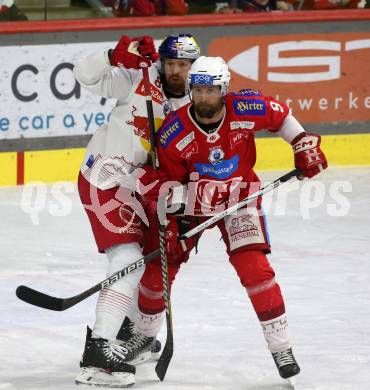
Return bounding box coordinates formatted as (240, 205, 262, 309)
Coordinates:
(150, 350, 160, 362)
(75, 367, 135, 388)
(286, 376, 297, 389)
(129, 350, 160, 365)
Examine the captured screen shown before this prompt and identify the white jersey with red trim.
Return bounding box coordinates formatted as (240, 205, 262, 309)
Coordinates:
(74, 50, 189, 190)
(156, 90, 299, 215)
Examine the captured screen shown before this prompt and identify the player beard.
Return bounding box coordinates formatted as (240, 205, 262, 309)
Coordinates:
(193, 100, 224, 119)
(166, 76, 186, 96)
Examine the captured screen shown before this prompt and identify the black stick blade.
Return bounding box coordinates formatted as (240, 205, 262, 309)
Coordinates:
(155, 337, 173, 381)
(14, 250, 159, 313)
(16, 285, 66, 311)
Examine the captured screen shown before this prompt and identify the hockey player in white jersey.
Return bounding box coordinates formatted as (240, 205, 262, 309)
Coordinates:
(73, 34, 200, 387)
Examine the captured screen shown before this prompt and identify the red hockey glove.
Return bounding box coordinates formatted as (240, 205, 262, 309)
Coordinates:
(133, 35, 160, 62)
(292, 132, 328, 179)
(138, 165, 168, 202)
(110, 35, 159, 69)
(164, 215, 198, 264)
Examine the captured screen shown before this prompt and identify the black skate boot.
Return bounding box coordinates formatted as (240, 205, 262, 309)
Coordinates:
(75, 326, 135, 387)
(272, 347, 300, 379)
(117, 317, 161, 365)
(117, 316, 135, 342)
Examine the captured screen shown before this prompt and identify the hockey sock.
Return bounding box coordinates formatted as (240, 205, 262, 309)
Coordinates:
(137, 261, 179, 314)
(260, 313, 291, 353)
(248, 282, 290, 352)
(93, 242, 144, 341)
(135, 308, 164, 338)
(125, 285, 138, 322)
(230, 250, 290, 352)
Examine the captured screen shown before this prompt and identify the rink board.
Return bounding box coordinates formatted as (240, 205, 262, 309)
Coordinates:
(1, 11, 369, 186)
(1, 133, 369, 186)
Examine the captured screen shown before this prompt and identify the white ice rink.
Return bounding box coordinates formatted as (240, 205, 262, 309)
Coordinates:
(1, 167, 369, 390)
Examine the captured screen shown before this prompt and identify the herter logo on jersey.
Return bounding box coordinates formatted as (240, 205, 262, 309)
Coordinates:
(233, 99, 266, 116)
(158, 114, 184, 148)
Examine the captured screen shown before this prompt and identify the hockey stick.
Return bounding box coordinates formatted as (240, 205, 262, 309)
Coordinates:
(15, 169, 299, 312)
(155, 220, 174, 381)
(140, 60, 157, 167)
(15, 249, 160, 311)
(140, 61, 175, 382)
(180, 168, 301, 240)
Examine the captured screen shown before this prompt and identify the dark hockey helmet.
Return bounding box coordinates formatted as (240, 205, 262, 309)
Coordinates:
(158, 34, 200, 60)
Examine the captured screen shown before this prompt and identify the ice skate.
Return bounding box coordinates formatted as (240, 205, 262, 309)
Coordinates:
(286, 376, 297, 389)
(272, 347, 300, 383)
(117, 317, 161, 365)
(75, 327, 135, 387)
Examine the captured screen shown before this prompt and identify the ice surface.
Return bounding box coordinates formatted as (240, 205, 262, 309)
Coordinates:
(1, 168, 369, 390)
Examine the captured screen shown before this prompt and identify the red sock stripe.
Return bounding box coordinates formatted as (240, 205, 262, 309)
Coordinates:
(100, 288, 132, 305)
(139, 305, 165, 315)
(257, 304, 286, 322)
(97, 289, 132, 317)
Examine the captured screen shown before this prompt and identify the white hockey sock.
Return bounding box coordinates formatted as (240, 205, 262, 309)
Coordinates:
(260, 313, 291, 353)
(125, 286, 138, 322)
(92, 243, 144, 341)
(135, 308, 164, 338)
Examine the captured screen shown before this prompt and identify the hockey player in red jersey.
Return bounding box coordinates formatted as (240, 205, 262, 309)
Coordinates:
(134, 56, 328, 384)
(74, 34, 201, 387)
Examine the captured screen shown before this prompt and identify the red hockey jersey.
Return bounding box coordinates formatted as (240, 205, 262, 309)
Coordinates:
(156, 90, 290, 215)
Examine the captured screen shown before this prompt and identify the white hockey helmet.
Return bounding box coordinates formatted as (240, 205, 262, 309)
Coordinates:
(186, 56, 231, 96)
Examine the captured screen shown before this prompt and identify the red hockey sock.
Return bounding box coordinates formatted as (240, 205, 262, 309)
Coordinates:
(230, 250, 285, 321)
(138, 261, 179, 314)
